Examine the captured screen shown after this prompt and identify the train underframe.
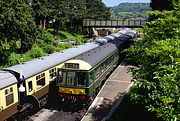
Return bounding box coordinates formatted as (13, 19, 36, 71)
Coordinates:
(5, 94, 49, 121)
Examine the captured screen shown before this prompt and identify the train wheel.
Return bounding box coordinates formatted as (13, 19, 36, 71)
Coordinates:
(24, 96, 40, 115)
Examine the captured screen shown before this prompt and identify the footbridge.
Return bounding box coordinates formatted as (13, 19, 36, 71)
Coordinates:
(83, 19, 146, 37)
(83, 19, 146, 28)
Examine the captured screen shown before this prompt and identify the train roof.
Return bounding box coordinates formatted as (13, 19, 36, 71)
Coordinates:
(5, 29, 136, 79)
(7, 43, 99, 79)
(111, 33, 122, 38)
(74, 37, 126, 67)
(0, 71, 17, 89)
(103, 35, 115, 41)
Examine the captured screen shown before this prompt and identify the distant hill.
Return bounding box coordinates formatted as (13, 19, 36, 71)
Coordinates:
(110, 3, 150, 20)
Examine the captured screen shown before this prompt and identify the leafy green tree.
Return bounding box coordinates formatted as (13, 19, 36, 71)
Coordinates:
(31, 0, 54, 28)
(58, 0, 86, 31)
(0, 0, 37, 65)
(85, 0, 111, 20)
(125, 8, 180, 121)
(59, 0, 86, 20)
(150, 0, 179, 11)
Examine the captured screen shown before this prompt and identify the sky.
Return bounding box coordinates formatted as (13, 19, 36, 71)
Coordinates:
(102, 0, 150, 7)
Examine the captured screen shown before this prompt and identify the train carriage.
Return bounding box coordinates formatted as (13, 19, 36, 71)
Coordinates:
(56, 33, 135, 102)
(0, 71, 18, 121)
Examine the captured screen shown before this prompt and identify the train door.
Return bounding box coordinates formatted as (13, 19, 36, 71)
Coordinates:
(67, 72, 76, 86)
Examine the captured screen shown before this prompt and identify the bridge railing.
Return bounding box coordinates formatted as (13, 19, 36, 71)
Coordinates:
(83, 19, 146, 28)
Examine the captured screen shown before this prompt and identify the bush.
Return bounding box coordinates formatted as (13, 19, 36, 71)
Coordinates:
(28, 45, 45, 58)
(42, 44, 57, 54)
(57, 43, 72, 50)
(8, 52, 21, 66)
(36, 28, 54, 44)
(22, 52, 33, 62)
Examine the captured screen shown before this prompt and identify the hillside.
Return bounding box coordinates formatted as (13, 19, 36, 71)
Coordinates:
(110, 3, 150, 20)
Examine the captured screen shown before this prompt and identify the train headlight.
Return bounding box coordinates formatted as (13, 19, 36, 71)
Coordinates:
(80, 91, 83, 94)
(70, 90, 73, 94)
(60, 89, 63, 92)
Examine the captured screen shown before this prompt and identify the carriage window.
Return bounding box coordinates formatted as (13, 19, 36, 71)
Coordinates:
(6, 93, 14, 106)
(49, 68, 57, 80)
(37, 78, 45, 89)
(28, 81, 33, 92)
(5, 87, 14, 106)
(95, 67, 101, 78)
(10, 87, 13, 92)
(36, 73, 45, 89)
(58, 71, 63, 84)
(89, 71, 94, 83)
(5, 89, 8, 95)
(77, 72, 86, 86)
(67, 72, 75, 86)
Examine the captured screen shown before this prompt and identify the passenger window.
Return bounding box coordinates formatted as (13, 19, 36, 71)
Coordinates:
(49, 68, 57, 80)
(63, 72, 67, 84)
(10, 87, 13, 92)
(95, 67, 101, 78)
(5, 89, 8, 95)
(58, 71, 63, 84)
(5, 88, 14, 106)
(90, 71, 95, 80)
(67, 72, 75, 86)
(77, 72, 86, 86)
(28, 81, 33, 92)
(36, 73, 45, 89)
(37, 78, 45, 89)
(6, 94, 14, 106)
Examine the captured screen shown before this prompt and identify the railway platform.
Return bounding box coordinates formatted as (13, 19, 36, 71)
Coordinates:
(81, 61, 135, 121)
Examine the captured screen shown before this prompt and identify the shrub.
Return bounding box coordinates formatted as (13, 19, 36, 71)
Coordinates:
(22, 52, 33, 62)
(42, 44, 57, 54)
(36, 28, 54, 44)
(8, 52, 21, 66)
(57, 43, 72, 50)
(29, 45, 45, 58)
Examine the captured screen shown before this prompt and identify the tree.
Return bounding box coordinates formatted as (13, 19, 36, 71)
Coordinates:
(58, 0, 86, 31)
(85, 0, 111, 20)
(125, 8, 180, 121)
(0, 0, 37, 64)
(31, 0, 54, 28)
(150, 0, 179, 11)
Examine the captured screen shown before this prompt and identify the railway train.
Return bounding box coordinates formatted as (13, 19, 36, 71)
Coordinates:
(56, 29, 137, 103)
(0, 28, 136, 121)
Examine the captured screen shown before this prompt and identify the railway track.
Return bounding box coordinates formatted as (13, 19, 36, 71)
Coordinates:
(27, 60, 128, 121)
(27, 80, 106, 121)
(27, 94, 96, 121)
(28, 105, 86, 121)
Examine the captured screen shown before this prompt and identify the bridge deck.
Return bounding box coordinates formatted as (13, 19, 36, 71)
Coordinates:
(83, 20, 146, 28)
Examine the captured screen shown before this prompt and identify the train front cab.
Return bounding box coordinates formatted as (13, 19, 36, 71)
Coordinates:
(57, 60, 91, 101)
(57, 50, 120, 102)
